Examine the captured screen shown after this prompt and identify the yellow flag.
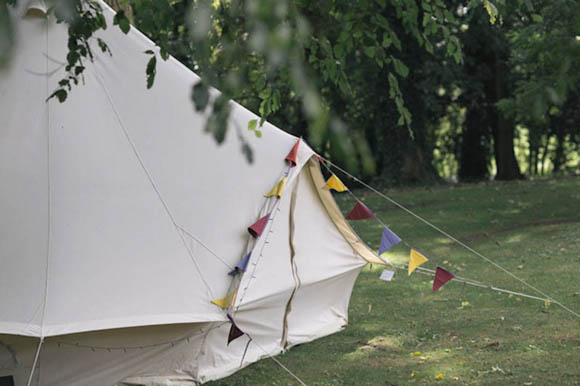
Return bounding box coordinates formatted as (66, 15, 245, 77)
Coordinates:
(326, 174, 348, 192)
(264, 177, 287, 198)
(408, 249, 428, 276)
(211, 289, 237, 309)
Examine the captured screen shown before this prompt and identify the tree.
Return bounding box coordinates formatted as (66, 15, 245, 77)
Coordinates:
(2, 0, 466, 178)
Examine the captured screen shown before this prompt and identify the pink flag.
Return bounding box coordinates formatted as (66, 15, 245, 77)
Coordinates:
(346, 201, 373, 220)
(248, 214, 270, 238)
(285, 139, 300, 167)
(433, 266, 455, 292)
(227, 314, 244, 345)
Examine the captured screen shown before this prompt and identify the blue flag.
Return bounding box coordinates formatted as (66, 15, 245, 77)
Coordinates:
(228, 252, 251, 276)
(379, 226, 401, 255)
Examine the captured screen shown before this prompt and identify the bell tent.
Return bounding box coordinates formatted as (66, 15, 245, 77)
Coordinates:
(0, 1, 383, 385)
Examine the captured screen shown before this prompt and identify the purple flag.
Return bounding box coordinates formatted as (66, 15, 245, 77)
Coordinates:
(228, 252, 251, 276)
(379, 226, 401, 254)
(345, 201, 373, 220)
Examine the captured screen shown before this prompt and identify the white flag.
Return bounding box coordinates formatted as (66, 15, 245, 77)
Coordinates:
(380, 269, 395, 281)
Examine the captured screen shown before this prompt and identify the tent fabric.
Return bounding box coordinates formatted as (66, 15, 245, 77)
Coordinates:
(0, 2, 384, 384)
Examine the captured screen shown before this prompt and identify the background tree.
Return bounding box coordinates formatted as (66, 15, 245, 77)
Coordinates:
(2, 0, 579, 181)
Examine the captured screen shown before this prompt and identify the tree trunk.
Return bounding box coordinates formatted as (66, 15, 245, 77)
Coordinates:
(552, 125, 566, 173)
(491, 54, 522, 180)
(492, 120, 522, 179)
(459, 108, 489, 180)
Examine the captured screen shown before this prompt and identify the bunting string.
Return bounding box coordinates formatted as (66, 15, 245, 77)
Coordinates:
(402, 266, 555, 303)
(324, 169, 412, 250)
(319, 157, 580, 320)
(177, 225, 235, 271)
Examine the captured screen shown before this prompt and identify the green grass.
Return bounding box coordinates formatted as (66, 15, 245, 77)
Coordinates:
(209, 176, 580, 385)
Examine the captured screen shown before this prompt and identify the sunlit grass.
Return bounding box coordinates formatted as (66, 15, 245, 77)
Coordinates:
(209, 177, 580, 385)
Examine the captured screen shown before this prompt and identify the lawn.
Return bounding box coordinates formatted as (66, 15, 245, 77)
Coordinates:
(208, 176, 580, 385)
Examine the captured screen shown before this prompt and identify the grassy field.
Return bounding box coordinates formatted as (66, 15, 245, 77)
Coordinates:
(209, 176, 580, 385)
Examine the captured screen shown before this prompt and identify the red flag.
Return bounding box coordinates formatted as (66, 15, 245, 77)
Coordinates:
(285, 139, 300, 167)
(345, 201, 373, 220)
(433, 266, 455, 292)
(248, 214, 270, 238)
(227, 314, 244, 345)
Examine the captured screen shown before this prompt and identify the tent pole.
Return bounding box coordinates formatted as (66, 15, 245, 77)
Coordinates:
(26, 337, 44, 386)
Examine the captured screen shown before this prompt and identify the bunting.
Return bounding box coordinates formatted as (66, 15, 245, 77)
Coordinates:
(248, 214, 270, 238)
(228, 252, 251, 276)
(285, 139, 300, 167)
(211, 290, 237, 309)
(408, 249, 428, 276)
(264, 177, 287, 198)
(345, 201, 373, 220)
(227, 314, 244, 345)
(432, 267, 454, 292)
(326, 174, 348, 192)
(379, 226, 401, 254)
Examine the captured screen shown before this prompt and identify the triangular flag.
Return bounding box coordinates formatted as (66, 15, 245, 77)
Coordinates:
(227, 314, 244, 345)
(345, 201, 373, 220)
(228, 252, 251, 276)
(285, 139, 300, 167)
(379, 226, 401, 255)
(433, 266, 454, 292)
(211, 290, 237, 309)
(248, 214, 270, 238)
(264, 177, 287, 198)
(408, 249, 428, 276)
(326, 174, 348, 192)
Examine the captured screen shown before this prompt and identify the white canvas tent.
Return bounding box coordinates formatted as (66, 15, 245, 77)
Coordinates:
(0, 1, 383, 385)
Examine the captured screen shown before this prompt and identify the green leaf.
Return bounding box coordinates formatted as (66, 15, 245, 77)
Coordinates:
(241, 143, 254, 163)
(192, 81, 209, 112)
(363, 46, 376, 58)
(160, 47, 169, 61)
(48, 89, 68, 103)
(97, 38, 109, 54)
(113, 11, 130, 34)
(393, 58, 409, 78)
(205, 97, 230, 144)
(483, 0, 498, 24)
(146, 55, 156, 89)
(254, 130, 262, 138)
(333, 44, 344, 59)
(248, 119, 257, 131)
(531, 14, 543, 23)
